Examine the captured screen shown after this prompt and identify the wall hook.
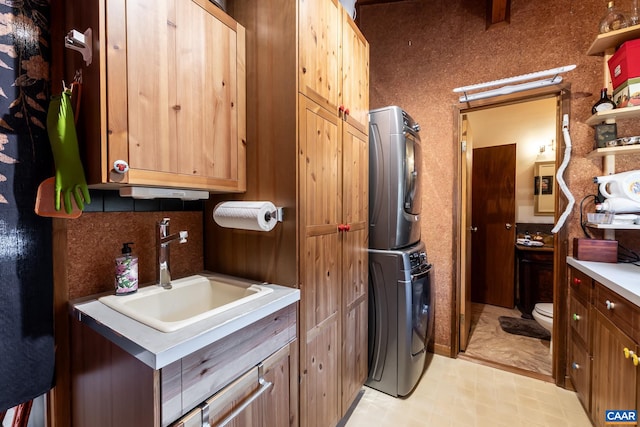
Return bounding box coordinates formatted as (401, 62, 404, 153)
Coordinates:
(65, 28, 92, 66)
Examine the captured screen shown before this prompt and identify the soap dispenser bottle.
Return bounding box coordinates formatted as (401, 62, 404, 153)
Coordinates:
(115, 242, 138, 295)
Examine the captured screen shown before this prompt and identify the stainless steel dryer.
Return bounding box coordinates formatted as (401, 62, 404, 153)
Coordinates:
(366, 240, 433, 397)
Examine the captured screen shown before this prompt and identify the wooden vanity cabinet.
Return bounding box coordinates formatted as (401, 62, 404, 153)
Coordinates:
(567, 265, 640, 426)
(515, 247, 554, 317)
(71, 304, 296, 427)
(64, 0, 246, 192)
(567, 267, 593, 413)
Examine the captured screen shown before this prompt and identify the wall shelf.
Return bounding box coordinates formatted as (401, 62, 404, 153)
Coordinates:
(585, 105, 640, 126)
(587, 144, 640, 158)
(586, 222, 640, 230)
(587, 24, 640, 56)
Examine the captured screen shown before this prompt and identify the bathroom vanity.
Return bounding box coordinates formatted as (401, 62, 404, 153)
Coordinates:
(515, 244, 554, 317)
(69, 274, 300, 427)
(566, 258, 640, 427)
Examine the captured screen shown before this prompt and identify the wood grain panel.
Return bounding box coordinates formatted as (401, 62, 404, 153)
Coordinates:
(568, 334, 591, 413)
(341, 299, 367, 412)
(302, 319, 339, 427)
(181, 304, 296, 415)
(298, 0, 340, 110)
(176, 0, 237, 180)
(125, 0, 175, 173)
(595, 281, 639, 343)
(340, 12, 370, 134)
(205, 0, 297, 288)
(591, 310, 637, 427)
(569, 294, 590, 349)
(342, 124, 368, 308)
(470, 144, 516, 308)
(71, 319, 158, 427)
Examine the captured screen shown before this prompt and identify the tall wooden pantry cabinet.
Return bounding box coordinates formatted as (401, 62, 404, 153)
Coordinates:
(205, 1, 369, 426)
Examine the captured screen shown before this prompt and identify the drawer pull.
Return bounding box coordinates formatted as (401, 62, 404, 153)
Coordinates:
(605, 300, 615, 310)
(573, 278, 581, 285)
(572, 313, 580, 321)
(571, 362, 580, 370)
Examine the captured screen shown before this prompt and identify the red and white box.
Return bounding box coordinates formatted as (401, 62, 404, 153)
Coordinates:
(608, 39, 640, 90)
(612, 77, 640, 108)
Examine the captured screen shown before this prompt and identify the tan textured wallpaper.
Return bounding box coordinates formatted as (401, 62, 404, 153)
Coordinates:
(65, 211, 203, 300)
(359, 0, 640, 351)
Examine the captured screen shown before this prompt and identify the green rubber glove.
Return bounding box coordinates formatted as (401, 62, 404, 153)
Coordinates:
(46, 90, 91, 213)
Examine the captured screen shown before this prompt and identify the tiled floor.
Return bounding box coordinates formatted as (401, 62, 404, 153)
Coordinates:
(344, 354, 592, 427)
(463, 303, 552, 376)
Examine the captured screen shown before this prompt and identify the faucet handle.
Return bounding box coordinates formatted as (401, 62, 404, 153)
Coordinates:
(179, 231, 188, 243)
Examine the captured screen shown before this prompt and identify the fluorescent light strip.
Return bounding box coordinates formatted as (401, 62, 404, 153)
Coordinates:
(458, 76, 563, 103)
(453, 64, 575, 93)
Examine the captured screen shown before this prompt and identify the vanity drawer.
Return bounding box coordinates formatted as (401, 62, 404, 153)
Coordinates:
(594, 281, 639, 341)
(569, 267, 593, 303)
(161, 303, 297, 425)
(568, 335, 591, 413)
(569, 293, 590, 347)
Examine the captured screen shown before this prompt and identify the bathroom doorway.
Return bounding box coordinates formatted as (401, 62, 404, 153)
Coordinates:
(455, 90, 568, 381)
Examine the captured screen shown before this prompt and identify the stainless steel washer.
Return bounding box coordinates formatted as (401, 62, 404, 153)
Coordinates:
(366, 240, 433, 397)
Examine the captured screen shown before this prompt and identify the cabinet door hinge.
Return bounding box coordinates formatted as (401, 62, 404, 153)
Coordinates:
(461, 140, 467, 152)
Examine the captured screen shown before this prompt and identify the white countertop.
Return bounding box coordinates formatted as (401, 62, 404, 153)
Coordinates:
(567, 257, 640, 306)
(71, 273, 300, 370)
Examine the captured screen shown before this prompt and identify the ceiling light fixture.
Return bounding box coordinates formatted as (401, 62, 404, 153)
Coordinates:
(453, 64, 576, 103)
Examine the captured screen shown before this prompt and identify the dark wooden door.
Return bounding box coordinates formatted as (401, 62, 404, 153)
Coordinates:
(470, 144, 516, 308)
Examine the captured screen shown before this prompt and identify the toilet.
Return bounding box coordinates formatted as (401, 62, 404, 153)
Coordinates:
(532, 303, 553, 352)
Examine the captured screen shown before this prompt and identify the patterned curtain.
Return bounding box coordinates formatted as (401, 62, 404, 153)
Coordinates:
(0, 0, 55, 411)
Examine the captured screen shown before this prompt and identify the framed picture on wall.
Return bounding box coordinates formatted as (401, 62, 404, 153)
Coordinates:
(534, 175, 554, 195)
(534, 161, 555, 216)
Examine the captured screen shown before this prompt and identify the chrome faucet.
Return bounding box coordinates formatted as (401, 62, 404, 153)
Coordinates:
(156, 217, 188, 289)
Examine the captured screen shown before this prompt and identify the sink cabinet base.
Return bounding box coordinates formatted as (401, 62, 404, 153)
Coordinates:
(71, 304, 297, 427)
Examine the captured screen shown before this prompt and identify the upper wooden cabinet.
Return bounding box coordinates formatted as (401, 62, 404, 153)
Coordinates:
(65, 0, 246, 192)
(298, 0, 340, 110)
(340, 13, 370, 134)
(298, 0, 369, 133)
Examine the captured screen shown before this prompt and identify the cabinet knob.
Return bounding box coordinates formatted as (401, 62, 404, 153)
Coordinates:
(634, 354, 639, 367)
(573, 277, 581, 285)
(113, 160, 129, 174)
(605, 300, 615, 310)
(571, 362, 580, 370)
(624, 347, 633, 358)
(572, 313, 580, 321)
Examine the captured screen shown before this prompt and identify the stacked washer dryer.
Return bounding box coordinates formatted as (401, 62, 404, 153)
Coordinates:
(366, 106, 434, 397)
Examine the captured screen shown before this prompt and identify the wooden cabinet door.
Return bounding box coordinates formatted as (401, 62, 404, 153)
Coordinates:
(340, 123, 368, 412)
(106, 0, 245, 191)
(298, 95, 341, 427)
(299, 95, 341, 331)
(592, 310, 637, 427)
(298, 0, 340, 111)
(340, 11, 369, 134)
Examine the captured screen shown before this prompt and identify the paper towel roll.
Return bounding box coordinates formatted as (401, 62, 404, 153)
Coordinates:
(213, 201, 278, 232)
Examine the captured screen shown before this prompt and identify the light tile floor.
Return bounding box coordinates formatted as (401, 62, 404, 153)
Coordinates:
(345, 354, 592, 427)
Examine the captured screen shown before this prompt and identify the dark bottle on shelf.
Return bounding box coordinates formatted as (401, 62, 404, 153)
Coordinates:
(591, 88, 616, 114)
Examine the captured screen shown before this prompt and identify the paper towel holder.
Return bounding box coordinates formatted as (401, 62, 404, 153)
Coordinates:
(266, 207, 284, 223)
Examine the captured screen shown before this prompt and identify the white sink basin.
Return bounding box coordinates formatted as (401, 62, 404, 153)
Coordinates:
(99, 273, 273, 332)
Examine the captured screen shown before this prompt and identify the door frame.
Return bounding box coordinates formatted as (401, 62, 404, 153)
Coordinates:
(451, 86, 571, 388)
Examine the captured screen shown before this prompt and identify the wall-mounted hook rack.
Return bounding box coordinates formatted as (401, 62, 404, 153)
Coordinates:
(65, 28, 92, 66)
